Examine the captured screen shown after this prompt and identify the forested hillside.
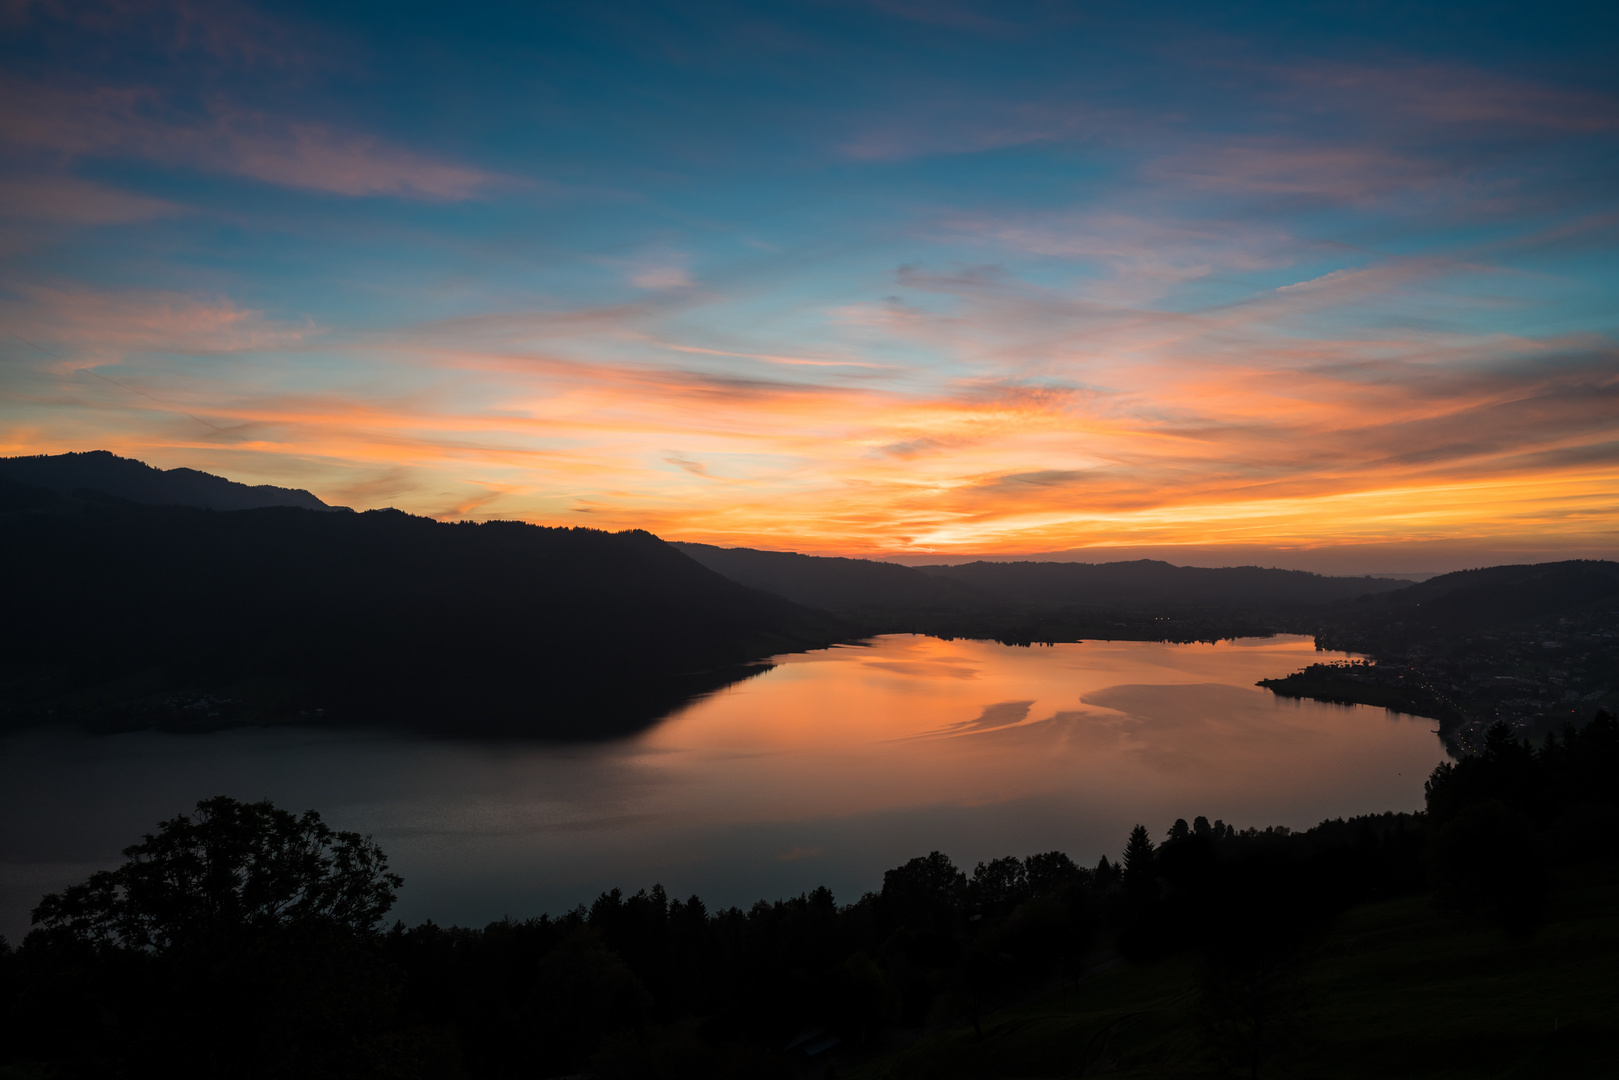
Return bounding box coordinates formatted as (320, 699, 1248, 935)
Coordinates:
(0, 494, 841, 737)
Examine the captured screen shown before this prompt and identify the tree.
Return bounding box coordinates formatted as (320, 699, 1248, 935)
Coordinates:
(1118, 825, 1161, 957)
(1427, 799, 1547, 935)
(1198, 927, 1309, 1080)
(18, 798, 412, 1078)
(1024, 850, 1086, 895)
(32, 795, 401, 951)
(881, 851, 966, 931)
(1122, 825, 1156, 892)
(968, 855, 1028, 918)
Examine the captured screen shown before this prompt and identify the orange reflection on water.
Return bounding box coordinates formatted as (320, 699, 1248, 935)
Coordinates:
(632, 634, 1445, 836)
(0, 634, 1451, 938)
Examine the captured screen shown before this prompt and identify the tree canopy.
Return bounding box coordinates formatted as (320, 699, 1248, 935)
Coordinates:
(31, 795, 401, 951)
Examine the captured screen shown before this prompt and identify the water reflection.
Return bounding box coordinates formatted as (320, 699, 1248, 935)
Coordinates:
(0, 635, 1444, 942)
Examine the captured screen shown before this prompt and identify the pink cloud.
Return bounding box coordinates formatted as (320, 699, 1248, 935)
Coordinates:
(1286, 61, 1619, 133)
(0, 174, 179, 224)
(217, 116, 494, 199)
(1147, 140, 1445, 204)
(624, 252, 694, 290)
(0, 81, 494, 200)
(3, 282, 313, 363)
(936, 210, 1303, 303)
(5, 0, 314, 68)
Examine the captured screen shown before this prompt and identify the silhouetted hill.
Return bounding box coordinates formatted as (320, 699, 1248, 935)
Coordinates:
(671, 542, 990, 616)
(1, 502, 842, 737)
(1267, 561, 1619, 752)
(1317, 560, 1619, 653)
(1371, 560, 1619, 626)
(0, 450, 343, 511)
(917, 559, 1410, 608)
(669, 546, 1413, 644)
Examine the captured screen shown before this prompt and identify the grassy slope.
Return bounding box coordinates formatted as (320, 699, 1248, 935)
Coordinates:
(855, 863, 1619, 1079)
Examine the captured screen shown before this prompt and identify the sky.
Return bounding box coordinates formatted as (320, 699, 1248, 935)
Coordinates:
(2, 0, 1617, 572)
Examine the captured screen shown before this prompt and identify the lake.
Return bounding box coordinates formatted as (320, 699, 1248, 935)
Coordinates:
(0, 634, 1445, 942)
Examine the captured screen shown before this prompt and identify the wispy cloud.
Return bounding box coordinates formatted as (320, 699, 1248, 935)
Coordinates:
(625, 252, 694, 290)
(1147, 140, 1446, 205)
(2, 5, 1615, 560)
(35, 274, 1607, 555)
(0, 82, 495, 199)
(1280, 61, 1619, 134)
(839, 97, 1111, 162)
(0, 174, 180, 224)
(3, 0, 314, 67)
(3, 281, 313, 364)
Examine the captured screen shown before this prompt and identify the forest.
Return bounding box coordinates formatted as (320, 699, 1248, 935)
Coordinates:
(2, 712, 1613, 1079)
(0, 488, 840, 738)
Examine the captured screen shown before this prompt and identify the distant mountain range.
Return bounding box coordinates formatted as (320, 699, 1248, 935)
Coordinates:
(0, 450, 343, 512)
(671, 542, 990, 618)
(922, 558, 1409, 607)
(674, 542, 1412, 642)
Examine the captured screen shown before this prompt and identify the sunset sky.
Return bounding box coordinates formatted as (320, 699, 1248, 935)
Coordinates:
(2, 1, 1616, 570)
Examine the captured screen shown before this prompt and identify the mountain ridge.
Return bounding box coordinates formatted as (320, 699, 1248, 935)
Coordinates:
(1, 499, 842, 738)
(0, 450, 344, 512)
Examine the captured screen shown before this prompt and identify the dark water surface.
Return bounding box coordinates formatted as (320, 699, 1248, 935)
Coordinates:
(0, 635, 1445, 942)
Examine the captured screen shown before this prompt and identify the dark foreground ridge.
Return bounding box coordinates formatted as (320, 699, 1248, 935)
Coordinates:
(4, 712, 1615, 1078)
(0, 492, 842, 738)
(0, 450, 345, 512)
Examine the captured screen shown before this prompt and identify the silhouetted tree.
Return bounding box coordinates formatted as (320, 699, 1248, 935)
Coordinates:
(18, 797, 415, 1079)
(1122, 825, 1156, 896)
(1093, 854, 1122, 890)
(968, 855, 1028, 918)
(836, 952, 898, 1042)
(1198, 926, 1309, 1080)
(32, 796, 400, 950)
(523, 929, 653, 1073)
(1024, 850, 1087, 895)
(881, 851, 966, 931)
(1428, 800, 1547, 935)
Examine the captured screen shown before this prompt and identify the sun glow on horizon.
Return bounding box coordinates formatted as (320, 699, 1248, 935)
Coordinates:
(2, 2, 1616, 568)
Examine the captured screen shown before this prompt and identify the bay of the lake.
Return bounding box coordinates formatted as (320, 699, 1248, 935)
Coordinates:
(0, 634, 1446, 942)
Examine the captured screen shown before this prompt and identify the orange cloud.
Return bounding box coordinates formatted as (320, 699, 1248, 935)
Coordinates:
(3, 264, 1616, 561)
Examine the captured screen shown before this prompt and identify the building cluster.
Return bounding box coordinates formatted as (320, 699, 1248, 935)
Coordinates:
(1296, 608, 1618, 756)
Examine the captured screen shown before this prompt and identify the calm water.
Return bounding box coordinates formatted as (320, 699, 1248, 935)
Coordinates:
(0, 634, 1445, 942)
